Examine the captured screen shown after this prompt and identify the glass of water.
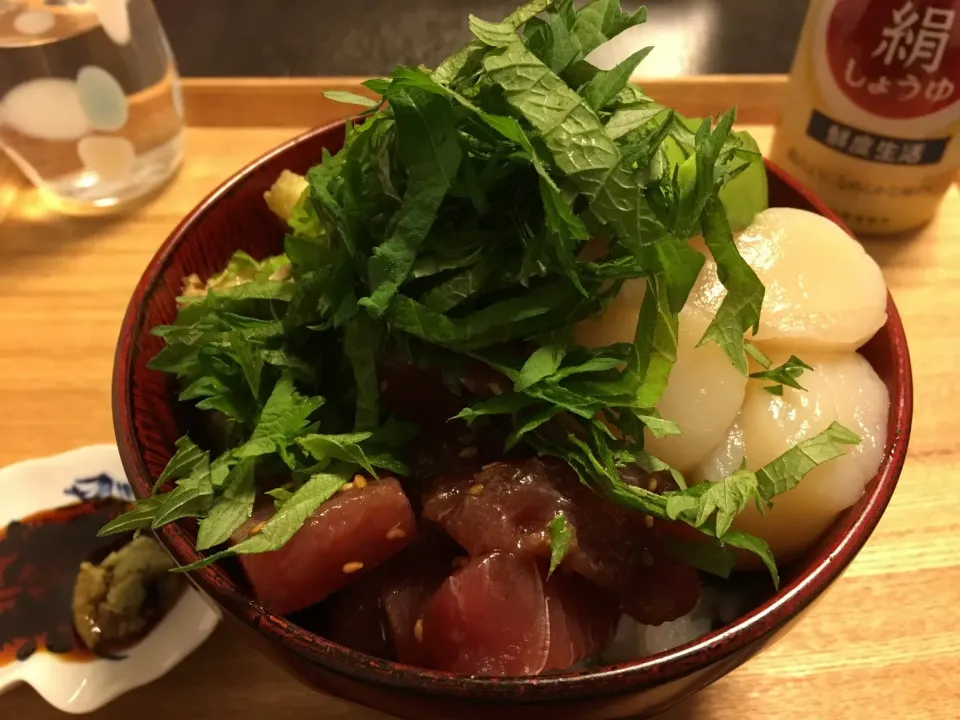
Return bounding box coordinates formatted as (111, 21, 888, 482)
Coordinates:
(0, 0, 184, 213)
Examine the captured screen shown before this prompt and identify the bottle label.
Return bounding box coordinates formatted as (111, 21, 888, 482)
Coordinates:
(806, 109, 951, 163)
(815, 0, 960, 133)
(769, 0, 960, 234)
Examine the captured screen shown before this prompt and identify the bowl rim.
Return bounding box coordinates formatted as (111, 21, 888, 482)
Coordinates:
(113, 121, 914, 703)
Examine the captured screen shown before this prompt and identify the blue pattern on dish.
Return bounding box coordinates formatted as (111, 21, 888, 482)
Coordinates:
(64, 473, 135, 502)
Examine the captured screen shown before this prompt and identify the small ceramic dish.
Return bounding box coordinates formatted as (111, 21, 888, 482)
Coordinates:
(0, 444, 221, 714)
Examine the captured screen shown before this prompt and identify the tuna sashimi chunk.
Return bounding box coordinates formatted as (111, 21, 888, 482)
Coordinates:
(423, 461, 569, 559)
(379, 359, 513, 494)
(418, 551, 620, 676)
(423, 458, 700, 625)
(420, 551, 549, 676)
(238, 478, 416, 615)
(379, 359, 510, 428)
(615, 554, 702, 625)
(408, 421, 511, 492)
(379, 532, 461, 667)
(543, 570, 620, 672)
(319, 571, 392, 659)
(314, 529, 459, 662)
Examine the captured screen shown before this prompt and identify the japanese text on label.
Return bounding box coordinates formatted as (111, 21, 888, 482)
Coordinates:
(807, 110, 949, 164)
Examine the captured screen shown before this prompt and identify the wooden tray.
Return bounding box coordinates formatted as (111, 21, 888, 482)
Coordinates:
(0, 76, 957, 720)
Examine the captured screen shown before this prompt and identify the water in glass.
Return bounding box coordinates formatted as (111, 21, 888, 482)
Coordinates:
(0, 0, 184, 213)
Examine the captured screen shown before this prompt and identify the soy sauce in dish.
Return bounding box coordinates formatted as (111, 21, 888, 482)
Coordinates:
(0, 498, 129, 666)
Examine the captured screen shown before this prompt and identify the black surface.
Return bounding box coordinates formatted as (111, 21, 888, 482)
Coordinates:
(153, 0, 809, 77)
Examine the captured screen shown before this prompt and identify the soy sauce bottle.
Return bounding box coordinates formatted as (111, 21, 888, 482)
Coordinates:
(769, 0, 960, 234)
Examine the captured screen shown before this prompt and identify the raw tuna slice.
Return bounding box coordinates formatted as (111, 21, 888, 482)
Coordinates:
(423, 461, 568, 559)
(423, 458, 700, 625)
(379, 359, 511, 428)
(318, 571, 393, 659)
(379, 532, 462, 667)
(420, 551, 550, 676)
(543, 570, 620, 672)
(237, 478, 416, 615)
(408, 420, 511, 491)
(419, 552, 621, 675)
(379, 359, 513, 493)
(379, 360, 465, 428)
(317, 531, 459, 663)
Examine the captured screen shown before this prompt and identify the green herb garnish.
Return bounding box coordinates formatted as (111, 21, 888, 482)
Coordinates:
(548, 514, 575, 577)
(747, 344, 815, 395)
(104, 0, 858, 586)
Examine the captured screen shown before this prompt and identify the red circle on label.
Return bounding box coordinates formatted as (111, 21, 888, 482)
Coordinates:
(826, 0, 960, 119)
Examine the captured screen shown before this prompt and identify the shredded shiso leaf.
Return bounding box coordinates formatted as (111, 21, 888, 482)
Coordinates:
(102, 0, 860, 584)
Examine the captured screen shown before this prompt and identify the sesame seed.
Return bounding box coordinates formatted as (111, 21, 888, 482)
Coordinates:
(353, 474, 368, 489)
(640, 551, 654, 567)
(250, 521, 266, 536)
(468, 483, 484, 496)
(414, 618, 424, 643)
(380, 380, 389, 392)
(386, 525, 407, 540)
(342, 561, 364, 574)
(647, 478, 658, 492)
(643, 515, 655, 529)
(481, 462, 498, 470)
(459, 446, 478, 459)
(339, 482, 355, 493)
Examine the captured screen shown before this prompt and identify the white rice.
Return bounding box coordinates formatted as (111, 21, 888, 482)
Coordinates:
(598, 585, 748, 665)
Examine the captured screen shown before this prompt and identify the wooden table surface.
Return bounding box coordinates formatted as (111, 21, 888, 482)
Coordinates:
(1, 77, 958, 720)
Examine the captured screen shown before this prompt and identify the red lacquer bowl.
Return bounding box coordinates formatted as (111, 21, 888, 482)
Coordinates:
(112, 121, 913, 720)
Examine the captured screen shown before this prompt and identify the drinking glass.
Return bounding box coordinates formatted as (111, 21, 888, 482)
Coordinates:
(0, 0, 184, 213)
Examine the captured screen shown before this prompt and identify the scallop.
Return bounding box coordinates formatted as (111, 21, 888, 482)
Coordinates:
(572, 278, 646, 350)
(641, 302, 748, 473)
(695, 352, 889, 561)
(688, 207, 887, 353)
(695, 418, 745, 483)
(573, 269, 747, 474)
